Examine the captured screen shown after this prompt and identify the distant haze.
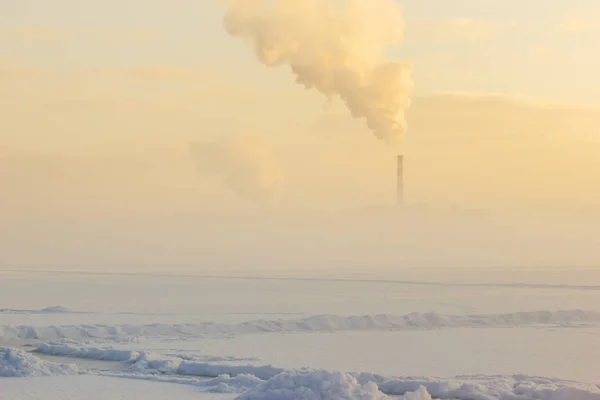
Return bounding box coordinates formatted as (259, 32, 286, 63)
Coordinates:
(1, 0, 599, 270)
(190, 134, 283, 207)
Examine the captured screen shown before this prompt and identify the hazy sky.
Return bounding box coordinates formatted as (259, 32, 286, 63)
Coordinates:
(1, 1, 600, 268)
(2, 0, 599, 99)
(1, 0, 599, 213)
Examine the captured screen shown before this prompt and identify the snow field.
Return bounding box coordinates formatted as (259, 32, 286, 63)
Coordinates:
(3, 344, 599, 399)
(2, 310, 599, 342)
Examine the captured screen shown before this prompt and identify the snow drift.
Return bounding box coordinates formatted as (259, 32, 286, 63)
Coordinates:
(0, 347, 79, 377)
(160, 365, 600, 399)
(36, 341, 140, 362)
(34, 342, 270, 379)
(44, 344, 596, 400)
(0, 306, 74, 314)
(178, 362, 284, 381)
(12, 342, 599, 399)
(167, 352, 260, 363)
(2, 310, 598, 341)
(35, 342, 259, 368)
(235, 370, 392, 400)
(125, 350, 283, 380)
(353, 373, 600, 400)
(101, 370, 265, 394)
(195, 373, 266, 394)
(129, 351, 182, 374)
(105, 359, 600, 400)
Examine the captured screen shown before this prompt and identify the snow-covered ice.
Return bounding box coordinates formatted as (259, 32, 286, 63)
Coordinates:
(0, 306, 73, 315)
(235, 370, 391, 400)
(35, 341, 140, 361)
(0, 347, 79, 377)
(4, 347, 600, 399)
(0, 375, 231, 400)
(2, 309, 598, 341)
(2, 270, 600, 400)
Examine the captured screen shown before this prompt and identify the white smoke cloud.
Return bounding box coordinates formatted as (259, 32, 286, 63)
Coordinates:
(189, 135, 284, 207)
(221, 0, 413, 148)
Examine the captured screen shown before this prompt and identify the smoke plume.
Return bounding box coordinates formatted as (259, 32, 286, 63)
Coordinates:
(221, 0, 413, 147)
(189, 135, 284, 206)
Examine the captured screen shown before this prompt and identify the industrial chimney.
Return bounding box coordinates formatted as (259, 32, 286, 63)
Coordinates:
(396, 155, 404, 206)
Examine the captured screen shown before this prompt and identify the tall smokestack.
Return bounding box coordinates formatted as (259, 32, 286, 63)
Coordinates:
(396, 155, 404, 206)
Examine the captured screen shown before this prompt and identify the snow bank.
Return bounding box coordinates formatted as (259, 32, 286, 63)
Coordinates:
(226, 369, 600, 400)
(32, 343, 277, 380)
(100, 370, 265, 394)
(0, 347, 79, 377)
(198, 374, 266, 394)
(121, 358, 600, 399)
(236, 370, 388, 400)
(79, 352, 600, 400)
(36, 342, 140, 362)
(167, 352, 260, 363)
(2, 309, 599, 341)
(34, 342, 260, 375)
(178, 362, 285, 381)
(40, 306, 71, 313)
(353, 373, 600, 400)
(129, 352, 182, 374)
(0, 306, 74, 314)
(235, 370, 432, 400)
(402, 387, 431, 400)
(96, 352, 600, 400)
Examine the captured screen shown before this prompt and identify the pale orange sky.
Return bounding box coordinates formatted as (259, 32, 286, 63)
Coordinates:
(2, 1, 600, 270)
(1, 0, 600, 215)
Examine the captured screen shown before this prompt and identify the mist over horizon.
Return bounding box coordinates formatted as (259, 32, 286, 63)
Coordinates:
(2, 0, 600, 273)
(2, 202, 600, 272)
(3, 93, 600, 271)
